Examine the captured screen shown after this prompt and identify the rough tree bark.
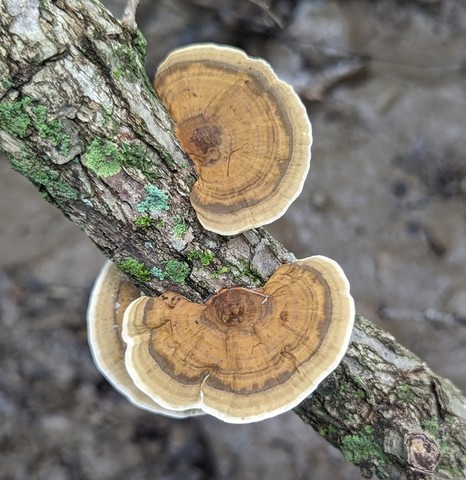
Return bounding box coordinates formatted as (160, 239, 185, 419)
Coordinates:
(0, 1, 464, 479)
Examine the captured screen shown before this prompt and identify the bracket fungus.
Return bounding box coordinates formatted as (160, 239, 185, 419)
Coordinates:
(122, 255, 354, 423)
(154, 43, 312, 235)
(87, 261, 202, 418)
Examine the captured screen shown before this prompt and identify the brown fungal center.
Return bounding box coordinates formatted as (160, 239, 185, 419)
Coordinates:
(176, 114, 223, 168)
(204, 288, 267, 330)
(190, 124, 221, 154)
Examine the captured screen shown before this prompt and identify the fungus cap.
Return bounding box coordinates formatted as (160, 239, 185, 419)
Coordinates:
(87, 261, 203, 418)
(122, 255, 354, 423)
(154, 43, 312, 235)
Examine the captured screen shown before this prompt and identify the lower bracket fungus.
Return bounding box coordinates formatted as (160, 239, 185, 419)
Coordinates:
(87, 261, 203, 418)
(120, 255, 354, 423)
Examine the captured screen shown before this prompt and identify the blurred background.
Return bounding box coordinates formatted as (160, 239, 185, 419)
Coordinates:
(1, 1, 465, 479)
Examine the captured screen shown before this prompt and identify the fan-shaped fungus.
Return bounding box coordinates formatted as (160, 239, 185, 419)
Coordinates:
(154, 43, 312, 235)
(122, 255, 354, 423)
(87, 261, 202, 418)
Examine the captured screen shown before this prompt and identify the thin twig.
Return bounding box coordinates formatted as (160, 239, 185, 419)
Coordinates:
(247, 0, 284, 29)
(121, 0, 140, 31)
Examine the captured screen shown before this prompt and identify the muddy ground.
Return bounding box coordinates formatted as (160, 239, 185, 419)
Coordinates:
(1, 1, 465, 479)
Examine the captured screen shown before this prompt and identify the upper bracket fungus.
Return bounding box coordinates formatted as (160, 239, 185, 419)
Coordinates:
(122, 255, 354, 423)
(154, 43, 312, 235)
(87, 261, 203, 418)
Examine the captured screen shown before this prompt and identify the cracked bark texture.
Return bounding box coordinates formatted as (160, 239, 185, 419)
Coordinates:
(0, 1, 464, 479)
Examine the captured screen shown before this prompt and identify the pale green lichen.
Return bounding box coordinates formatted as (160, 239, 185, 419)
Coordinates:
(137, 185, 169, 213)
(150, 266, 165, 281)
(84, 138, 122, 177)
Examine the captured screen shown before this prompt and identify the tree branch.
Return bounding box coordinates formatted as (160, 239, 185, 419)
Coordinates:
(121, 0, 139, 31)
(0, 1, 464, 478)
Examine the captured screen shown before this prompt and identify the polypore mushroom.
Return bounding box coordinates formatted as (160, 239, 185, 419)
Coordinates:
(122, 255, 354, 423)
(154, 43, 312, 235)
(87, 261, 202, 418)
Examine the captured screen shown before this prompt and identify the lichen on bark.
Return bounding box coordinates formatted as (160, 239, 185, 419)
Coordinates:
(0, 1, 465, 478)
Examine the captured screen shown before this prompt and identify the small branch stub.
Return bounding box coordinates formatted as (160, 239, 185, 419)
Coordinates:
(121, 0, 140, 31)
(404, 432, 441, 474)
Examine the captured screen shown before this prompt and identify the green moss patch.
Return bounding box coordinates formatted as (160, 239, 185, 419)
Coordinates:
(134, 215, 152, 229)
(396, 384, 414, 402)
(164, 260, 190, 285)
(117, 258, 189, 284)
(0, 97, 71, 156)
(83, 138, 161, 179)
(121, 143, 161, 181)
(118, 258, 152, 282)
(341, 426, 387, 467)
(423, 419, 439, 438)
(31, 105, 71, 155)
(156, 145, 176, 170)
(121, 142, 146, 169)
(187, 249, 214, 267)
(84, 138, 123, 177)
(173, 216, 188, 237)
(9, 149, 78, 201)
(211, 265, 229, 277)
(234, 261, 262, 283)
(112, 45, 141, 83)
(2, 78, 13, 90)
(318, 424, 339, 441)
(133, 30, 148, 61)
(0, 97, 32, 138)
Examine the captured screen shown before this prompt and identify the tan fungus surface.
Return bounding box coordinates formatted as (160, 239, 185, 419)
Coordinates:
(154, 43, 312, 235)
(87, 261, 203, 418)
(122, 255, 354, 423)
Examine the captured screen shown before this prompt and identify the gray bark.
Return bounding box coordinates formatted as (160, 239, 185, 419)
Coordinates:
(0, 1, 465, 478)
